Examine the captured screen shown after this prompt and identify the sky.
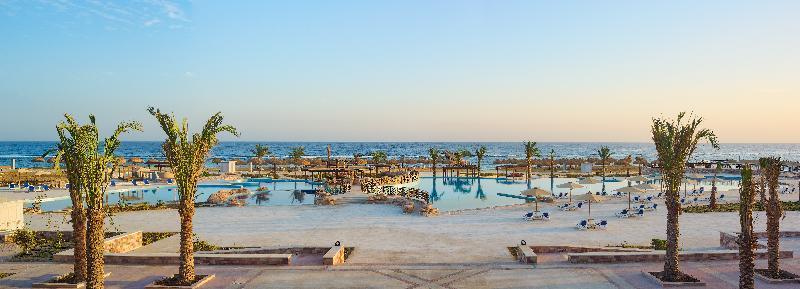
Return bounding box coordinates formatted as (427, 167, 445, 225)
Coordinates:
(0, 0, 798, 142)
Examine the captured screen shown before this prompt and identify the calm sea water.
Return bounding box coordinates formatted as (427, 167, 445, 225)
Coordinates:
(3, 141, 800, 170)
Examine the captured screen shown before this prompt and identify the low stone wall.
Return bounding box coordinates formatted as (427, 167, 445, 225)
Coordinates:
(100, 253, 292, 266)
(568, 249, 793, 264)
(719, 231, 800, 250)
(323, 246, 345, 265)
(54, 231, 143, 263)
(531, 245, 651, 254)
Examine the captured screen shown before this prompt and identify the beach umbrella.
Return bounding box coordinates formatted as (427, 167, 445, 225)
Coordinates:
(628, 175, 649, 183)
(130, 157, 144, 164)
(211, 158, 224, 164)
(617, 186, 645, 209)
(634, 183, 659, 191)
(32, 157, 45, 163)
(575, 193, 605, 219)
(522, 187, 551, 212)
(686, 173, 705, 179)
(578, 177, 601, 185)
(557, 182, 584, 203)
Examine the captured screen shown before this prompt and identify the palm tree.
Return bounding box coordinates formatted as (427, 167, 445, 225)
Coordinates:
(429, 148, 440, 177)
(738, 165, 756, 289)
(634, 156, 648, 175)
(709, 160, 722, 209)
(353, 153, 362, 165)
(758, 158, 768, 204)
(56, 115, 139, 288)
(53, 115, 138, 285)
(475, 146, 487, 177)
(148, 107, 238, 285)
(548, 149, 556, 180)
(370, 151, 388, 164)
(623, 155, 633, 177)
(290, 146, 306, 165)
(251, 144, 271, 171)
(651, 112, 718, 282)
(523, 141, 541, 179)
(597, 146, 613, 194)
(761, 157, 784, 278)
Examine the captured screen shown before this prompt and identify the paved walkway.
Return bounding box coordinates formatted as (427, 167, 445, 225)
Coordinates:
(2, 259, 800, 288)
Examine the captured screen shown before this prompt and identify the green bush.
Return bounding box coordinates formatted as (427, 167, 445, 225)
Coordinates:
(10, 228, 38, 254)
(683, 201, 800, 213)
(651, 238, 667, 250)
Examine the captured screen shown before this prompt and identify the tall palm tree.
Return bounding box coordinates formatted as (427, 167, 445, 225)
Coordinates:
(738, 165, 756, 289)
(758, 158, 768, 204)
(429, 148, 440, 177)
(54, 115, 137, 285)
(548, 149, 556, 180)
(475, 146, 487, 177)
(634, 156, 648, 175)
(251, 144, 270, 171)
(761, 157, 784, 278)
(523, 141, 541, 179)
(651, 112, 718, 282)
(148, 107, 238, 285)
(597, 146, 613, 194)
(56, 115, 140, 288)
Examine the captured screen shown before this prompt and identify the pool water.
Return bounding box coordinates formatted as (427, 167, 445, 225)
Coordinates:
(416, 176, 743, 211)
(31, 175, 743, 212)
(32, 179, 322, 212)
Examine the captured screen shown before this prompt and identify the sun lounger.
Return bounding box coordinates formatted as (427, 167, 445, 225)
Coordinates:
(615, 209, 629, 218)
(598, 220, 608, 229)
(523, 212, 534, 220)
(634, 209, 645, 217)
(644, 203, 658, 211)
(577, 220, 589, 230)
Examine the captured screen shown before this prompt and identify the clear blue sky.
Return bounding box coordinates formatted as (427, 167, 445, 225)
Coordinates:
(1, 1, 798, 142)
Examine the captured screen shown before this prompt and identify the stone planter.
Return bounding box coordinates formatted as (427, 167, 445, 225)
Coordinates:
(32, 273, 111, 289)
(754, 270, 800, 284)
(642, 271, 706, 287)
(144, 274, 216, 289)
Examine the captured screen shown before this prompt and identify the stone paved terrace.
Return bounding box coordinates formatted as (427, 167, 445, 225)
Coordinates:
(2, 258, 800, 288)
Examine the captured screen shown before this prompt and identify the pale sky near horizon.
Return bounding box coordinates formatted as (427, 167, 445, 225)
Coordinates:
(1, 0, 798, 142)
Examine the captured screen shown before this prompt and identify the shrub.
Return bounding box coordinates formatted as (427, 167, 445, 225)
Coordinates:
(10, 228, 38, 254)
(651, 238, 667, 250)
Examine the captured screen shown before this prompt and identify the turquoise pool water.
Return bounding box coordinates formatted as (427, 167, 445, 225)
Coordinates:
(416, 176, 743, 211)
(32, 179, 322, 212)
(31, 175, 743, 212)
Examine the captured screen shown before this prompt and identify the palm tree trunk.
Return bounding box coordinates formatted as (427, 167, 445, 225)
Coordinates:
(766, 196, 781, 275)
(85, 202, 105, 289)
(178, 181, 197, 284)
(738, 170, 755, 289)
(601, 162, 606, 194)
(71, 205, 87, 282)
(709, 177, 717, 209)
(663, 174, 681, 281)
(526, 158, 531, 179)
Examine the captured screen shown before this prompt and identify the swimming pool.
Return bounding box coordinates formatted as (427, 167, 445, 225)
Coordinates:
(32, 179, 322, 212)
(416, 176, 743, 211)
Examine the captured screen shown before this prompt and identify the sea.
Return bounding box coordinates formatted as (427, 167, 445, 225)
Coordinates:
(2, 141, 800, 170)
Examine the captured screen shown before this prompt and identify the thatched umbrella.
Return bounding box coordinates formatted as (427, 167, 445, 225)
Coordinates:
(211, 158, 224, 164)
(522, 187, 551, 212)
(557, 182, 584, 203)
(578, 177, 601, 185)
(683, 178, 698, 197)
(617, 186, 645, 210)
(574, 193, 605, 219)
(634, 183, 659, 191)
(32, 157, 45, 163)
(130, 157, 144, 164)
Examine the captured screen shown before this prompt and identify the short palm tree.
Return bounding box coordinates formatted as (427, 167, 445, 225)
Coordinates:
(251, 144, 271, 170)
(53, 115, 138, 285)
(371, 151, 388, 164)
(761, 157, 784, 279)
(597, 146, 613, 194)
(475, 146, 487, 177)
(429, 148, 440, 177)
(651, 112, 718, 282)
(148, 107, 238, 285)
(709, 160, 722, 209)
(523, 141, 541, 179)
(57, 115, 140, 288)
(738, 165, 756, 289)
(290, 146, 305, 165)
